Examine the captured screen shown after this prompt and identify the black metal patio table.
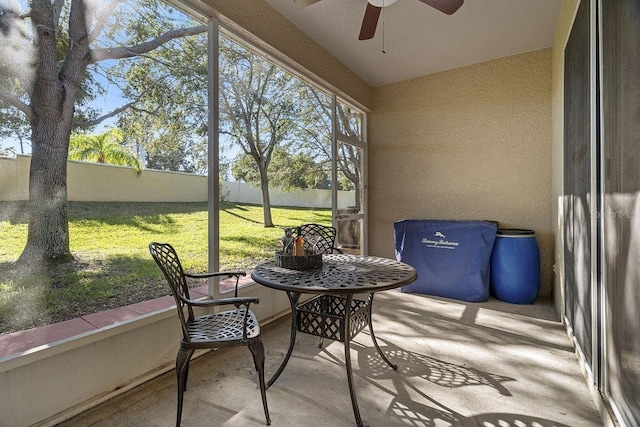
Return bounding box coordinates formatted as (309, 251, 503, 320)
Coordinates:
(251, 254, 417, 427)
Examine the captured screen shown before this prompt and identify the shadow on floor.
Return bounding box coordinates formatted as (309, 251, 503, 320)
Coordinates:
(57, 291, 600, 427)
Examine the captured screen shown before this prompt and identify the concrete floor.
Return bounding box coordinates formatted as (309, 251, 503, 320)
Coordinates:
(58, 290, 603, 426)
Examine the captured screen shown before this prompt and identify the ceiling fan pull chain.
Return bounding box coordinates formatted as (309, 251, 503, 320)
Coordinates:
(381, 0, 386, 53)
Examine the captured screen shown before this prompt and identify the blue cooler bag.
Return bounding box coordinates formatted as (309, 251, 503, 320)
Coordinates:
(394, 220, 498, 302)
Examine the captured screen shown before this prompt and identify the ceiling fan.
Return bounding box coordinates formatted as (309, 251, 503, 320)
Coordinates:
(293, 0, 464, 40)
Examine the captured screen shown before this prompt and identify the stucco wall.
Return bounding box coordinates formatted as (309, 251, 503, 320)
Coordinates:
(0, 155, 29, 201)
(368, 48, 554, 297)
(0, 155, 354, 207)
(0, 155, 208, 202)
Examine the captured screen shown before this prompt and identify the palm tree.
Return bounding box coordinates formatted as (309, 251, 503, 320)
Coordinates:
(69, 129, 142, 172)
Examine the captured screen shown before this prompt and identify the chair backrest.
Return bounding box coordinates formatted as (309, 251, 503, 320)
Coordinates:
(299, 223, 338, 254)
(149, 242, 194, 338)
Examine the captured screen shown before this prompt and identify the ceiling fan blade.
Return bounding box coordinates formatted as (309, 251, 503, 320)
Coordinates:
(359, 3, 382, 40)
(418, 0, 464, 15)
(293, 0, 322, 9)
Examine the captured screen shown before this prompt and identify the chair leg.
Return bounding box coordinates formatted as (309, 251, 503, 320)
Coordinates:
(184, 362, 190, 392)
(175, 348, 194, 427)
(249, 341, 271, 426)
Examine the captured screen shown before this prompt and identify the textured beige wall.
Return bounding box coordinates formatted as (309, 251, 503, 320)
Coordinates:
(0, 155, 209, 202)
(0, 156, 28, 201)
(369, 49, 554, 297)
(551, 0, 579, 315)
(203, 0, 373, 109)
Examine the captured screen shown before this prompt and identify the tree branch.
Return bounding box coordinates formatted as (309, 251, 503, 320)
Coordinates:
(90, 25, 207, 63)
(0, 88, 34, 122)
(72, 77, 162, 128)
(72, 99, 137, 128)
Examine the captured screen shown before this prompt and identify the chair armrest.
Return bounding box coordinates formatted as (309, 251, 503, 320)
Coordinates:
(185, 271, 246, 279)
(180, 295, 259, 308)
(185, 271, 247, 297)
(189, 296, 259, 306)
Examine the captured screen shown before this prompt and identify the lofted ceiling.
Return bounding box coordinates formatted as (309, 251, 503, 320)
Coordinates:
(265, 0, 564, 87)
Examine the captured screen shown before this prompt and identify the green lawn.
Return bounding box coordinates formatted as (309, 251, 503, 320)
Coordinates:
(0, 201, 331, 334)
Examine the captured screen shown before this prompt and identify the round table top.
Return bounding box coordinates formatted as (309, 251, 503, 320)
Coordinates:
(251, 254, 417, 294)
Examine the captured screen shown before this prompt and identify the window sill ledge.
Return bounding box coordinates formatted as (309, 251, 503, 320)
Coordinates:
(0, 275, 253, 363)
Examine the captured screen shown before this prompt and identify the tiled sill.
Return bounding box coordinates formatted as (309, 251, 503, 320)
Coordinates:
(0, 276, 249, 360)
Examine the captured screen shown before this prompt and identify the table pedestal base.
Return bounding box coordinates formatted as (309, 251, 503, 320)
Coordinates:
(267, 292, 397, 427)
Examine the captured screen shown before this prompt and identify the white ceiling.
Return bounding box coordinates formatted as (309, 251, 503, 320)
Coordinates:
(265, 0, 563, 87)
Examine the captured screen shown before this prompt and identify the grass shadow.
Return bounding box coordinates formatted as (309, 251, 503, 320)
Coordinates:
(0, 201, 29, 224)
(0, 254, 169, 334)
(0, 201, 208, 229)
(69, 202, 207, 228)
(220, 204, 264, 225)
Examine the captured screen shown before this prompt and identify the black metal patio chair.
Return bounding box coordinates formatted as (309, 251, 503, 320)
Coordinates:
(299, 223, 342, 255)
(149, 242, 270, 427)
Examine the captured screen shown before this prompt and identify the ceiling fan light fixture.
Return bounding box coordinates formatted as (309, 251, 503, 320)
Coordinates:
(368, 0, 398, 7)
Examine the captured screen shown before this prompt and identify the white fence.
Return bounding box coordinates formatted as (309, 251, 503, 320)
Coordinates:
(0, 155, 355, 208)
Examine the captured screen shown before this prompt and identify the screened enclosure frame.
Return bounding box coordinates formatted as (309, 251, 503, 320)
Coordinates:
(196, 12, 369, 295)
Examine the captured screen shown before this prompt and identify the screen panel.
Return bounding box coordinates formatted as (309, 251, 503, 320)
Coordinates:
(601, 0, 640, 424)
(563, 0, 593, 367)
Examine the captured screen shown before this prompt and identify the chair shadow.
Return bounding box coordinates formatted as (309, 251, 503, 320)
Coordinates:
(351, 339, 571, 427)
(290, 326, 575, 427)
(354, 339, 514, 396)
(384, 398, 573, 427)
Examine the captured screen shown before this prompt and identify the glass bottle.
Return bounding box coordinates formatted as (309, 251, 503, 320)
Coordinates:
(294, 227, 305, 256)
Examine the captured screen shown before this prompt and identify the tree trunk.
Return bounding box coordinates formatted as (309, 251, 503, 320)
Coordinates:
(17, 0, 82, 265)
(259, 169, 274, 227)
(18, 109, 75, 265)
